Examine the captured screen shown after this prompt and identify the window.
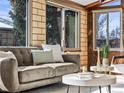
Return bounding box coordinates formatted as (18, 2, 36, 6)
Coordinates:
(93, 9, 122, 50)
(65, 10, 79, 48)
(46, 4, 79, 48)
(46, 5, 61, 45)
(100, 0, 121, 7)
(0, 0, 28, 46)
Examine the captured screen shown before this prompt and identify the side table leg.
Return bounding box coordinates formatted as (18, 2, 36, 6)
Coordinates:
(67, 85, 69, 93)
(108, 85, 111, 93)
(99, 86, 102, 93)
(78, 86, 80, 93)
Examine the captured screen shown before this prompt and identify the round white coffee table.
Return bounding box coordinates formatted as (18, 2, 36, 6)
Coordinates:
(62, 73, 116, 93)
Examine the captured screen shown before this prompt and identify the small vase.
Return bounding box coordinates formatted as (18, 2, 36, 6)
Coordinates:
(102, 58, 109, 67)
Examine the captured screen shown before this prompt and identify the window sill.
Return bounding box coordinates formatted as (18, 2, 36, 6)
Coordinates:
(64, 48, 81, 52)
(93, 48, 123, 51)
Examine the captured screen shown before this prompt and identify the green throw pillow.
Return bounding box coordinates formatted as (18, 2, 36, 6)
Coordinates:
(31, 50, 54, 65)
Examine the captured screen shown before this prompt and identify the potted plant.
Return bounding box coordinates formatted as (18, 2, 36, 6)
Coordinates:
(101, 44, 110, 67)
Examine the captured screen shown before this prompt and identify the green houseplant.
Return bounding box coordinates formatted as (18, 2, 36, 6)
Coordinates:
(101, 44, 110, 67)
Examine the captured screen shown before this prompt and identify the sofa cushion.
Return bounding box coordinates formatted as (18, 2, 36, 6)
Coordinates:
(18, 65, 55, 83)
(11, 48, 33, 66)
(31, 50, 54, 65)
(0, 47, 38, 66)
(42, 63, 79, 76)
(42, 44, 64, 62)
(0, 51, 17, 60)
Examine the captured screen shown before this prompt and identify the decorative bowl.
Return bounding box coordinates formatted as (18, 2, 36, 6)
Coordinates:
(77, 72, 94, 80)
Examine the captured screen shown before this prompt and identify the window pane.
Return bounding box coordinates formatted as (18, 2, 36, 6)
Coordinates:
(0, 0, 27, 46)
(46, 5, 61, 45)
(101, 0, 121, 7)
(96, 13, 107, 48)
(65, 10, 78, 48)
(109, 12, 120, 48)
(46, 4, 79, 48)
(94, 10, 121, 49)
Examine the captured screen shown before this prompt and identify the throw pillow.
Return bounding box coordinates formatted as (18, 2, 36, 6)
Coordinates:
(0, 51, 17, 61)
(31, 50, 54, 65)
(42, 44, 64, 62)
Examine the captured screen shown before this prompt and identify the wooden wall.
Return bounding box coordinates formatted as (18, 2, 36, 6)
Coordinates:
(87, 7, 124, 67)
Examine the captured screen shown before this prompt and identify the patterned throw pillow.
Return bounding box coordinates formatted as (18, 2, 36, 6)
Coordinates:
(42, 44, 64, 62)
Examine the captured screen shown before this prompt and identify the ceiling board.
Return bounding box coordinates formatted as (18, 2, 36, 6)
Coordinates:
(69, 0, 99, 6)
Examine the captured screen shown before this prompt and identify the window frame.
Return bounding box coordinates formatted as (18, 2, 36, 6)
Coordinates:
(25, 0, 30, 46)
(93, 8, 123, 51)
(46, 2, 80, 50)
(27, 0, 31, 46)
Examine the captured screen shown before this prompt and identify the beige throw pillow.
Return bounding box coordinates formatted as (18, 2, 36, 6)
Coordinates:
(0, 51, 17, 61)
(31, 50, 54, 65)
(42, 44, 64, 62)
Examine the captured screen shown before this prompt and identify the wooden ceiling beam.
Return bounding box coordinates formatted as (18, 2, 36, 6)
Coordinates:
(121, 0, 124, 8)
(100, 0, 117, 5)
(85, 1, 100, 9)
(100, 0, 112, 3)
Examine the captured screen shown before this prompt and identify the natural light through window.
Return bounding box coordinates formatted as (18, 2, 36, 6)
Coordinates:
(101, 0, 121, 7)
(93, 9, 122, 50)
(46, 4, 80, 48)
(0, 0, 28, 46)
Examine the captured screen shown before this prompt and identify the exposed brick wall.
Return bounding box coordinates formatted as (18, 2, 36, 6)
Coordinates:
(80, 10, 88, 66)
(32, 0, 46, 46)
(31, 0, 88, 66)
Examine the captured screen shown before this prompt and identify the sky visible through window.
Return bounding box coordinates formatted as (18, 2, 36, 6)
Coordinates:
(0, 0, 11, 20)
(96, 11, 121, 48)
(109, 12, 120, 38)
(101, 0, 121, 7)
(97, 12, 120, 39)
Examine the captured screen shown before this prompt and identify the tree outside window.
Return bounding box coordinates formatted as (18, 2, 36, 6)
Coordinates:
(0, 0, 27, 46)
(93, 10, 121, 49)
(46, 4, 79, 48)
(9, 0, 27, 46)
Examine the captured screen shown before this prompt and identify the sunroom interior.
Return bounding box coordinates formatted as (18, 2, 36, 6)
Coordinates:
(0, 0, 124, 70)
(0, 0, 124, 92)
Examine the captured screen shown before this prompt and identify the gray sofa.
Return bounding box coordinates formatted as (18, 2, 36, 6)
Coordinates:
(0, 47, 80, 92)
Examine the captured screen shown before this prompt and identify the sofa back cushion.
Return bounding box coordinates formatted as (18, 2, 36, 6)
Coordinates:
(0, 47, 38, 66)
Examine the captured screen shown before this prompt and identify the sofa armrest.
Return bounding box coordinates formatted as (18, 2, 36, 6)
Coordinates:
(0, 58, 19, 92)
(62, 54, 80, 65)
